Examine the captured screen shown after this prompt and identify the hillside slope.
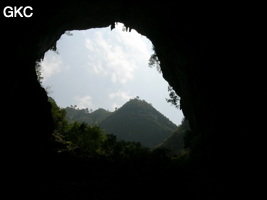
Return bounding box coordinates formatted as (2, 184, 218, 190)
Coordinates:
(65, 107, 111, 125)
(157, 118, 191, 153)
(99, 99, 178, 148)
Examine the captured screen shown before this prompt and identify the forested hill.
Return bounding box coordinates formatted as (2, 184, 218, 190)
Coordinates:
(64, 98, 178, 148)
(65, 106, 111, 125)
(157, 118, 191, 154)
(99, 99, 178, 148)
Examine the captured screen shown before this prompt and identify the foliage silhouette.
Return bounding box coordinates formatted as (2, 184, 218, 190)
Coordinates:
(166, 86, 180, 109)
(64, 98, 177, 148)
(148, 45, 161, 73)
(148, 48, 180, 109)
(44, 97, 195, 199)
(158, 117, 191, 154)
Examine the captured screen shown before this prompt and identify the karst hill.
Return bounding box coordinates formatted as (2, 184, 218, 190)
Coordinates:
(65, 98, 178, 148)
(2, 0, 256, 198)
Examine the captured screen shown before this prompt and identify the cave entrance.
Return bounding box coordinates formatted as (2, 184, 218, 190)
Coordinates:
(37, 22, 184, 148)
(2, 2, 252, 197)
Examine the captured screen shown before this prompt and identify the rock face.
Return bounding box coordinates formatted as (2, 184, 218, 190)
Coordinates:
(1, 0, 254, 198)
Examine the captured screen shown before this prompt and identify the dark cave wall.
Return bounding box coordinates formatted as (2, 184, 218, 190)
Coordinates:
(3, 1, 202, 143)
(1, 1, 253, 193)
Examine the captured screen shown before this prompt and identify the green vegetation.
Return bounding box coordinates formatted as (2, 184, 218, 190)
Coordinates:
(65, 106, 111, 125)
(40, 65, 193, 198)
(157, 118, 191, 154)
(42, 92, 195, 199)
(49, 98, 152, 160)
(64, 98, 178, 148)
(49, 97, 190, 161)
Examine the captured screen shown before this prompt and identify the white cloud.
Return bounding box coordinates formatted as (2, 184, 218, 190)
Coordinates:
(91, 60, 108, 75)
(84, 23, 151, 85)
(109, 90, 132, 101)
(40, 26, 183, 125)
(111, 103, 120, 111)
(74, 95, 93, 109)
(40, 52, 63, 81)
(85, 38, 94, 51)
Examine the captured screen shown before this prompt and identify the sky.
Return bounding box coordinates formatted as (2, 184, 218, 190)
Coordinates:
(40, 23, 184, 125)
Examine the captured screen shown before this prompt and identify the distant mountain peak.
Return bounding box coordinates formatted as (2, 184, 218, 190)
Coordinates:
(64, 98, 178, 148)
(100, 99, 178, 148)
(64, 106, 111, 125)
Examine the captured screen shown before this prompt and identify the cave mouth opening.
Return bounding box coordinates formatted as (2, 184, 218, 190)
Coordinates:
(37, 22, 185, 150)
(3, 2, 254, 197)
